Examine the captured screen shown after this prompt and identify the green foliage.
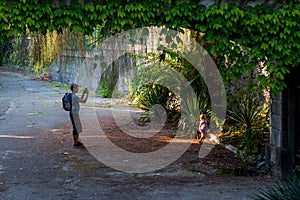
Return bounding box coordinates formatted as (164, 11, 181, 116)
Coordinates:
(134, 83, 175, 111)
(229, 92, 261, 130)
(3, 31, 67, 73)
(0, 1, 300, 96)
(97, 58, 122, 98)
(97, 77, 115, 98)
(206, 109, 225, 133)
(178, 94, 201, 138)
(49, 81, 69, 90)
(199, 2, 300, 97)
(254, 175, 300, 200)
(97, 81, 111, 98)
(227, 90, 270, 154)
(0, 37, 12, 66)
(177, 88, 212, 139)
(5, 35, 30, 68)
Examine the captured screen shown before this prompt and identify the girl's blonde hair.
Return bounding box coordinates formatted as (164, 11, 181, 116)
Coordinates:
(199, 114, 206, 121)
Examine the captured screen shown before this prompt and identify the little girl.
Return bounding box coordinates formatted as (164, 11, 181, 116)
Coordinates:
(198, 114, 207, 142)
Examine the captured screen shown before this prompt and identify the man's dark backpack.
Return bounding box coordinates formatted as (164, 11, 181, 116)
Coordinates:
(62, 93, 72, 111)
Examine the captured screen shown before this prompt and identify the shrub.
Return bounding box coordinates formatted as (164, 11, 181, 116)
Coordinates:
(134, 83, 176, 111)
(254, 175, 300, 200)
(227, 90, 269, 155)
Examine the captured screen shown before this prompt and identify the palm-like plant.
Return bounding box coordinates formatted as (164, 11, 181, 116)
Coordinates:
(228, 91, 265, 154)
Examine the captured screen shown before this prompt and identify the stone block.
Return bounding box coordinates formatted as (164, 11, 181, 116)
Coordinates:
(271, 114, 284, 131)
(265, 143, 290, 180)
(271, 99, 283, 116)
(273, 91, 284, 101)
(270, 128, 282, 147)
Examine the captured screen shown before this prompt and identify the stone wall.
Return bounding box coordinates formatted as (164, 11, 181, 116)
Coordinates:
(48, 49, 134, 96)
(48, 51, 84, 86)
(48, 27, 162, 96)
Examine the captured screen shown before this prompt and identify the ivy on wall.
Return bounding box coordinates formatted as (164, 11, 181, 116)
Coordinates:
(0, 0, 299, 95)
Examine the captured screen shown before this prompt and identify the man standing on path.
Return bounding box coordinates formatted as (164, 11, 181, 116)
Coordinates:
(70, 83, 89, 148)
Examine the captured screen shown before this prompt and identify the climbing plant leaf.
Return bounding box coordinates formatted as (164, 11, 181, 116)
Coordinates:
(0, 0, 299, 96)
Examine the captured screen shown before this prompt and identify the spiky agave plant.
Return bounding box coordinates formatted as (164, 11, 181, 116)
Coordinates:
(228, 91, 264, 154)
(178, 94, 208, 139)
(254, 175, 300, 200)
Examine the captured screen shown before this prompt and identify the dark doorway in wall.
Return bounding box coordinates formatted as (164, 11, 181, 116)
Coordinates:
(288, 66, 300, 169)
(295, 78, 300, 166)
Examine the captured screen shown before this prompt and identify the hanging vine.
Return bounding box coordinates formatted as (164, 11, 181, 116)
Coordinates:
(0, 0, 299, 95)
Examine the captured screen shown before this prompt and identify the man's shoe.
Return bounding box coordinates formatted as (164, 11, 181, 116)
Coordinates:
(77, 141, 84, 146)
(74, 142, 84, 148)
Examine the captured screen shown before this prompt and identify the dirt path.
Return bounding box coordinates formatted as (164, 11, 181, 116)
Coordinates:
(0, 70, 276, 200)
